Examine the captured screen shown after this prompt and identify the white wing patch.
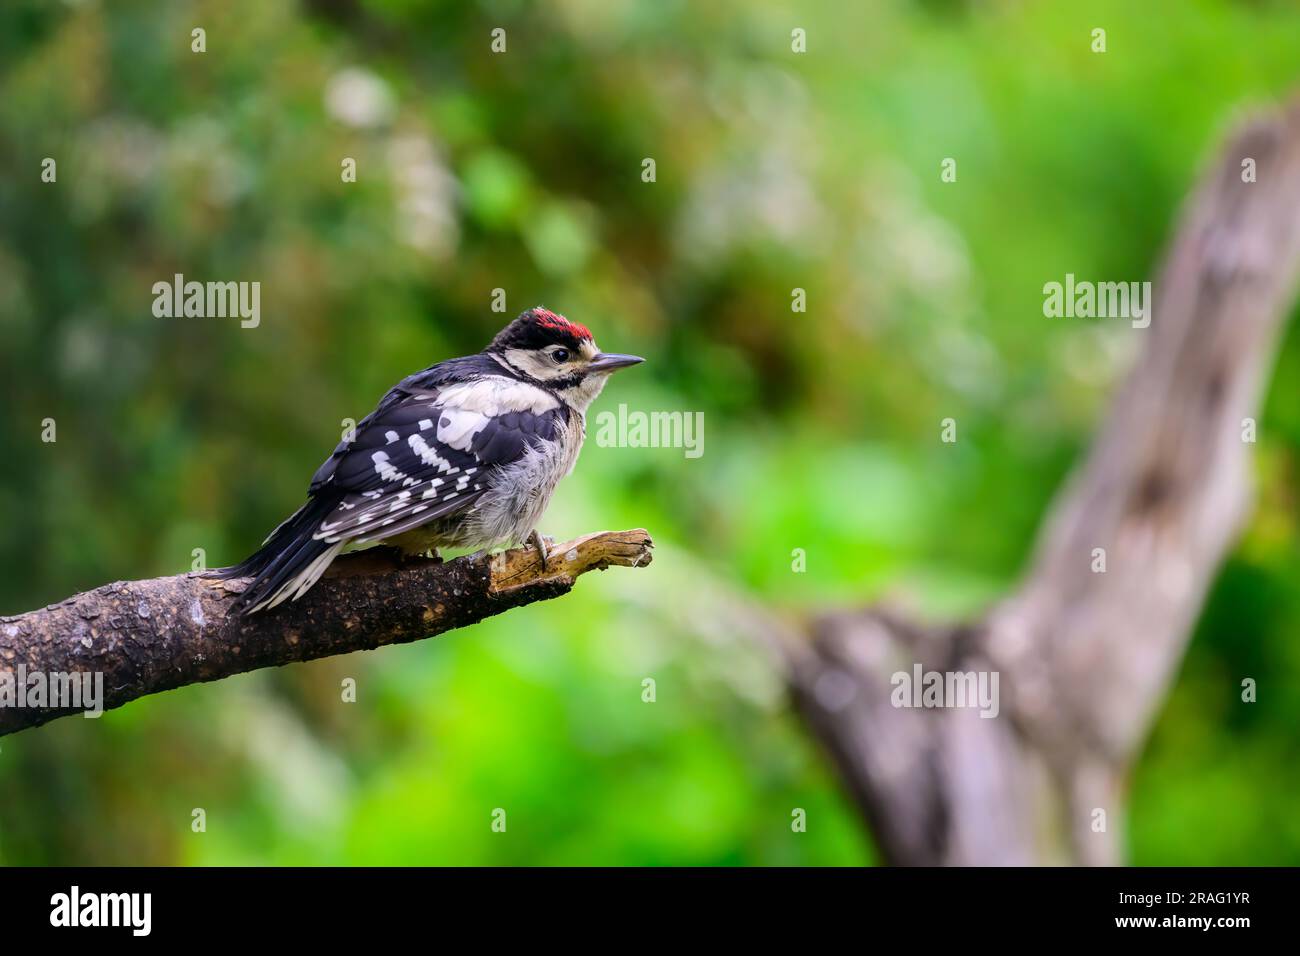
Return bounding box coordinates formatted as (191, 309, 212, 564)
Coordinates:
(425, 376, 557, 452)
(435, 377, 558, 417)
(435, 407, 485, 450)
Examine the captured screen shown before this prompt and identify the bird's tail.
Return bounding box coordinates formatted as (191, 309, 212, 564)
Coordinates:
(207, 498, 345, 616)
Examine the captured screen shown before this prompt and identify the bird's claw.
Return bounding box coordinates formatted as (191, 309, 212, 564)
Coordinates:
(528, 530, 555, 570)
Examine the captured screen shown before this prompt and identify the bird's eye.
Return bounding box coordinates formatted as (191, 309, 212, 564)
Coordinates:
(552, 348, 569, 363)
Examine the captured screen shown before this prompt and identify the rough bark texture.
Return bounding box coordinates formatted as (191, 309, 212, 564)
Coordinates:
(786, 99, 1300, 864)
(0, 529, 653, 737)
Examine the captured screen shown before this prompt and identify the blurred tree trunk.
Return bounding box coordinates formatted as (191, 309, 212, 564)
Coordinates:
(784, 99, 1300, 865)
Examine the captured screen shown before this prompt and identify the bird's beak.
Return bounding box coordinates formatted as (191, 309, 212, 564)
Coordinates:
(588, 352, 645, 373)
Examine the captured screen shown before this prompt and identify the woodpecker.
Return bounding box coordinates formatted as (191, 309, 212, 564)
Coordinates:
(213, 307, 644, 615)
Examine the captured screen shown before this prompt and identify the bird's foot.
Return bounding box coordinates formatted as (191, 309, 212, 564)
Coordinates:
(528, 530, 555, 570)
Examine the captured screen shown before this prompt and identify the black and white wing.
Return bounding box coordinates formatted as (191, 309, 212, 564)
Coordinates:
(218, 362, 564, 614)
(311, 377, 562, 544)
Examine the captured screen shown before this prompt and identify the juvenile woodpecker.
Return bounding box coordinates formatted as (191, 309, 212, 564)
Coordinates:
(214, 307, 644, 615)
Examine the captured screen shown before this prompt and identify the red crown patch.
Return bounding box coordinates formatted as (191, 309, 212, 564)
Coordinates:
(532, 307, 591, 341)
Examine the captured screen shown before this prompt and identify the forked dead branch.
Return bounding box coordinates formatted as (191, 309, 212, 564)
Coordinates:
(785, 98, 1300, 865)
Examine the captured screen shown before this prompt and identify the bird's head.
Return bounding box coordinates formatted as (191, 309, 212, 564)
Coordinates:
(486, 307, 644, 411)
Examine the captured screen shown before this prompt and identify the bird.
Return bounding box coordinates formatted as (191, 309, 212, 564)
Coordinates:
(211, 307, 644, 615)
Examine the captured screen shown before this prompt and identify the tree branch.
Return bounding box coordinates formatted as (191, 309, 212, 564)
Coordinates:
(0, 529, 654, 737)
(785, 96, 1300, 864)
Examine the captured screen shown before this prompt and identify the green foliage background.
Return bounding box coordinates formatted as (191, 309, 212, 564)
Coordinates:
(1, 0, 1297, 865)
